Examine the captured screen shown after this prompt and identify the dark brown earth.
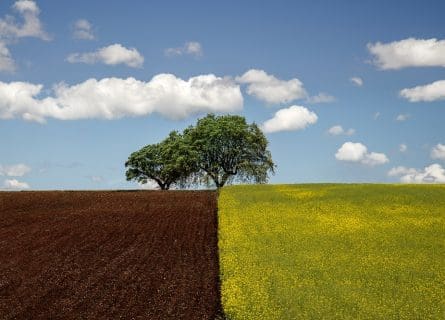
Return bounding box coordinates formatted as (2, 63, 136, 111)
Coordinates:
(0, 190, 221, 319)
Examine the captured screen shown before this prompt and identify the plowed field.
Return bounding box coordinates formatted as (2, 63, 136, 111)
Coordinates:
(0, 190, 220, 319)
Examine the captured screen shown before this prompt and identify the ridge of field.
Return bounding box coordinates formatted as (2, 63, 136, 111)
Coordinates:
(218, 184, 445, 319)
(0, 190, 221, 319)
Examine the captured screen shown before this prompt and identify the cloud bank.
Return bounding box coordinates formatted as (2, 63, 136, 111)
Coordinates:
(388, 164, 445, 183)
(0, 74, 243, 122)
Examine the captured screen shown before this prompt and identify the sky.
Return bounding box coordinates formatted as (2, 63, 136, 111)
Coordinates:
(0, 0, 444, 190)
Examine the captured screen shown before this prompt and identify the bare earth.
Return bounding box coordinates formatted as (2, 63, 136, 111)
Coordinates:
(0, 190, 221, 319)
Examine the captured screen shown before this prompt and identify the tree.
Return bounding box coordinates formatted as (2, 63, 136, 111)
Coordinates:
(125, 131, 196, 190)
(184, 114, 275, 188)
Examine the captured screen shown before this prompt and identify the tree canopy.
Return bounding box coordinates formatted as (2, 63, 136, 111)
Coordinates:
(125, 131, 196, 190)
(184, 114, 275, 188)
(125, 114, 275, 189)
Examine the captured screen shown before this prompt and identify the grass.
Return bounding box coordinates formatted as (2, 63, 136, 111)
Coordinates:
(218, 184, 445, 319)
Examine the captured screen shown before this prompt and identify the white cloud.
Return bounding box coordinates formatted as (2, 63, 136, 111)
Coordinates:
(350, 77, 363, 87)
(336, 142, 367, 162)
(73, 19, 94, 40)
(138, 180, 159, 190)
(0, 1, 50, 73)
(335, 142, 389, 166)
(307, 92, 335, 104)
(400, 80, 445, 102)
(373, 112, 381, 120)
(184, 41, 202, 56)
(396, 113, 410, 121)
(236, 69, 307, 104)
(388, 166, 417, 177)
(0, 0, 50, 41)
(388, 164, 445, 183)
(327, 125, 355, 136)
(3, 178, 29, 189)
(361, 152, 390, 166)
(0, 163, 31, 176)
(399, 144, 407, 152)
(261, 105, 317, 133)
(431, 143, 445, 161)
(328, 125, 343, 135)
(0, 41, 15, 72)
(0, 73, 243, 122)
(368, 38, 445, 70)
(67, 43, 144, 68)
(165, 41, 203, 57)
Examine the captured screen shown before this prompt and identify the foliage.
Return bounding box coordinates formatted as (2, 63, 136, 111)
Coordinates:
(183, 114, 275, 188)
(125, 131, 196, 190)
(219, 184, 445, 319)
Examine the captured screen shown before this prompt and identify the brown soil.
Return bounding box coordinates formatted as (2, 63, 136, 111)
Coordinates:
(0, 190, 221, 319)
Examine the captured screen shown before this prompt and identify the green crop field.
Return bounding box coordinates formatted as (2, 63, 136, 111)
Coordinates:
(218, 184, 445, 319)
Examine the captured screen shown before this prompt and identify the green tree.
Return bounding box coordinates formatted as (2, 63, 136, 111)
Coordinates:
(184, 114, 275, 188)
(125, 131, 196, 190)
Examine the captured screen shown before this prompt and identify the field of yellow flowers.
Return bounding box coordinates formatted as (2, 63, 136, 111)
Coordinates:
(218, 184, 445, 319)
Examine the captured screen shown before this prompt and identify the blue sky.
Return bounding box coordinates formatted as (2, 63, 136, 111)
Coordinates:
(0, 0, 444, 190)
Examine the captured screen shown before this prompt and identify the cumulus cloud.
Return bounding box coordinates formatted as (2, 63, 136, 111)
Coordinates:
(431, 143, 445, 161)
(0, 73, 243, 122)
(307, 92, 335, 104)
(368, 38, 445, 70)
(0, 1, 50, 73)
(400, 80, 445, 102)
(399, 144, 407, 152)
(396, 113, 410, 121)
(138, 180, 159, 190)
(350, 77, 363, 86)
(73, 19, 94, 40)
(335, 142, 389, 166)
(67, 43, 144, 68)
(261, 105, 317, 133)
(336, 142, 367, 162)
(164, 41, 203, 57)
(3, 178, 29, 189)
(0, 42, 15, 72)
(0, 0, 50, 41)
(0, 163, 31, 176)
(327, 125, 355, 136)
(236, 69, 307, 104)
(388, 164, 445, 183)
